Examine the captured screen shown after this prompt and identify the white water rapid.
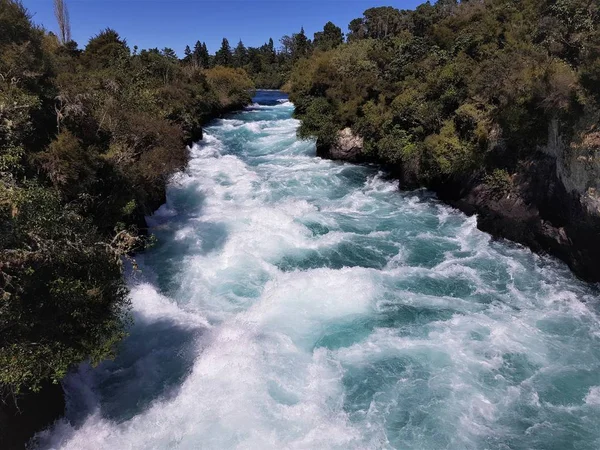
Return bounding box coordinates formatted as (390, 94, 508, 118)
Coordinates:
(37, 91, 600, 450)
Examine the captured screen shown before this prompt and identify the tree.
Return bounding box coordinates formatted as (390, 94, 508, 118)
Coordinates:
(347, 18, 366, 41)
(200, 42, 210, 68)
(364, 7, 408, 39)
(161, 47, 177, 60)
(83, 28, 129, 68)
(183, 44, 192, 64)
(214, 37, 233, 66)
(348, 7, 408, 41)
(281, 27, 312, 61)
(436, 0, 458, 18)
(314, 21, 344, 51)
(233, 39, 248, 67)
(192, 40, 202, 67)
(0, 3, 258, 433)
(189, 41, 210, 68)
(53, 0, 71, 44)
(280, 34, 294, 57)
(293, 27, 311, 59)
(205, 66, 254, 107)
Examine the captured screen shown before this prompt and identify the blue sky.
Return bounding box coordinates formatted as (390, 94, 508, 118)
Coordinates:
(22, 0, 422, 55)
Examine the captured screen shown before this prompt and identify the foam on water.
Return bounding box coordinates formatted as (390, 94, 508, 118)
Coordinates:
(37, 91, 600, 450)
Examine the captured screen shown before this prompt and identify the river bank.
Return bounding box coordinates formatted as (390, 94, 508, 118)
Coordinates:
(0, 96, 253, 450)
(34, 91, 600, 450)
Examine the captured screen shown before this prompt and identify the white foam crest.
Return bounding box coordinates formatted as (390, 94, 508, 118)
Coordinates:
(130, 283, 210, 328)
(248, 267, 377, 341)
(247, 101, 293, 110)
(363, 172, 398, 194)
(585, 386, 600, 405)
(330, 304, 548, 443)
(215, 118, 245, 130)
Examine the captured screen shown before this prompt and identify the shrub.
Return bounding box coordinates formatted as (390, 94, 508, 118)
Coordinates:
(204, 66, 254, 109)
(0, 184, 131, 394)
(484, 168, 512, 198)
(424, 120, 476, 178)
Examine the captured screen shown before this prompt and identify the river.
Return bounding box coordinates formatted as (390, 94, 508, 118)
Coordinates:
(38, 90, 600, 450)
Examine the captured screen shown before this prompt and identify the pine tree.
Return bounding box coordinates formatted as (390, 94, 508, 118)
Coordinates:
(233, 40, 248, 67)
(214, 38, 232, 66)
(293, 27, 311, 60)
(183, 44, 192, 64)
(192, 40, 202, 67)
(162, 47, 177, 60)
(200, 42, 210, 68)
(267, 37, 276, 63)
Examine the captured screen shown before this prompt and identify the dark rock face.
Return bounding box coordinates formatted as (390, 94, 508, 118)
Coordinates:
(0, 382, 65, 449)
(443, 154, 600, 282)
(186, 126, 203, 146)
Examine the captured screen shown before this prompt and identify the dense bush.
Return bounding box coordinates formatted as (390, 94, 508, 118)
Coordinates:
(289, 0, 600, 186)
(204, 66, 255, 109)
(0, 0, 253, 398)
(0, 184, 129, 393)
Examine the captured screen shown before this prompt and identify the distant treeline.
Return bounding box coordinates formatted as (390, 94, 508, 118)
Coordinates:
(183, 22, 345, 89)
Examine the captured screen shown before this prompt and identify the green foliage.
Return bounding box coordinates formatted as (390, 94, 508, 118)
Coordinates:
(285, 27, 311, 61)
(214, 38, 232, 67)
(180, 36, 286, 89)
(233, 40, 248, 67)
(296, 97, 338, 145)
(289, 0, 600, 184)
(313, 22, 344, 51)
(0, 183, 130, 394)
(204, 66, 254, 109)
(424, 120, 476, 176)
(0, 0, 254, 399)
(484, 168, 513, 197)
(190, 41, 210, 69)
(377, 126, 418, 165)
(37, 131, 95, 194)
(348, 7, 410, 41)
(180, 24, 333, 89)
(83, 28, 130, 69)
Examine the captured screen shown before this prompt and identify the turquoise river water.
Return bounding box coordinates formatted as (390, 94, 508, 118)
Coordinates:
(38, 91, 600, 449)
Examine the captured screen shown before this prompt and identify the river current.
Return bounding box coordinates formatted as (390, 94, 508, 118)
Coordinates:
(38, 91, 600, 449)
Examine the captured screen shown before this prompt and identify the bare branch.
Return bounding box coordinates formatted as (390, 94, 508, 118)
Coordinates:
(53, 0, 71, 45)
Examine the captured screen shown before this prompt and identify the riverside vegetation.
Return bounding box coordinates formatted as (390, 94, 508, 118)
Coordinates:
(2, 0, 600, 446)
(0, 0, 253, 444)
(287, 0, 600, 282)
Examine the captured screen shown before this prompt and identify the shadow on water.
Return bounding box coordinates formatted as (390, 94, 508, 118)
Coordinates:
(145, 186, 229, 295)
(66, 314, 205, 426)
(98, 318, 202, 422)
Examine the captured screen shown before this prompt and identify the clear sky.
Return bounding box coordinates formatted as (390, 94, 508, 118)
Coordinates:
(22, 0, 422, 55)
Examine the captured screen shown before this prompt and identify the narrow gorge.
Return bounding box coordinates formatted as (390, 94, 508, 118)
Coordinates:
(37, 92, 600, 450)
